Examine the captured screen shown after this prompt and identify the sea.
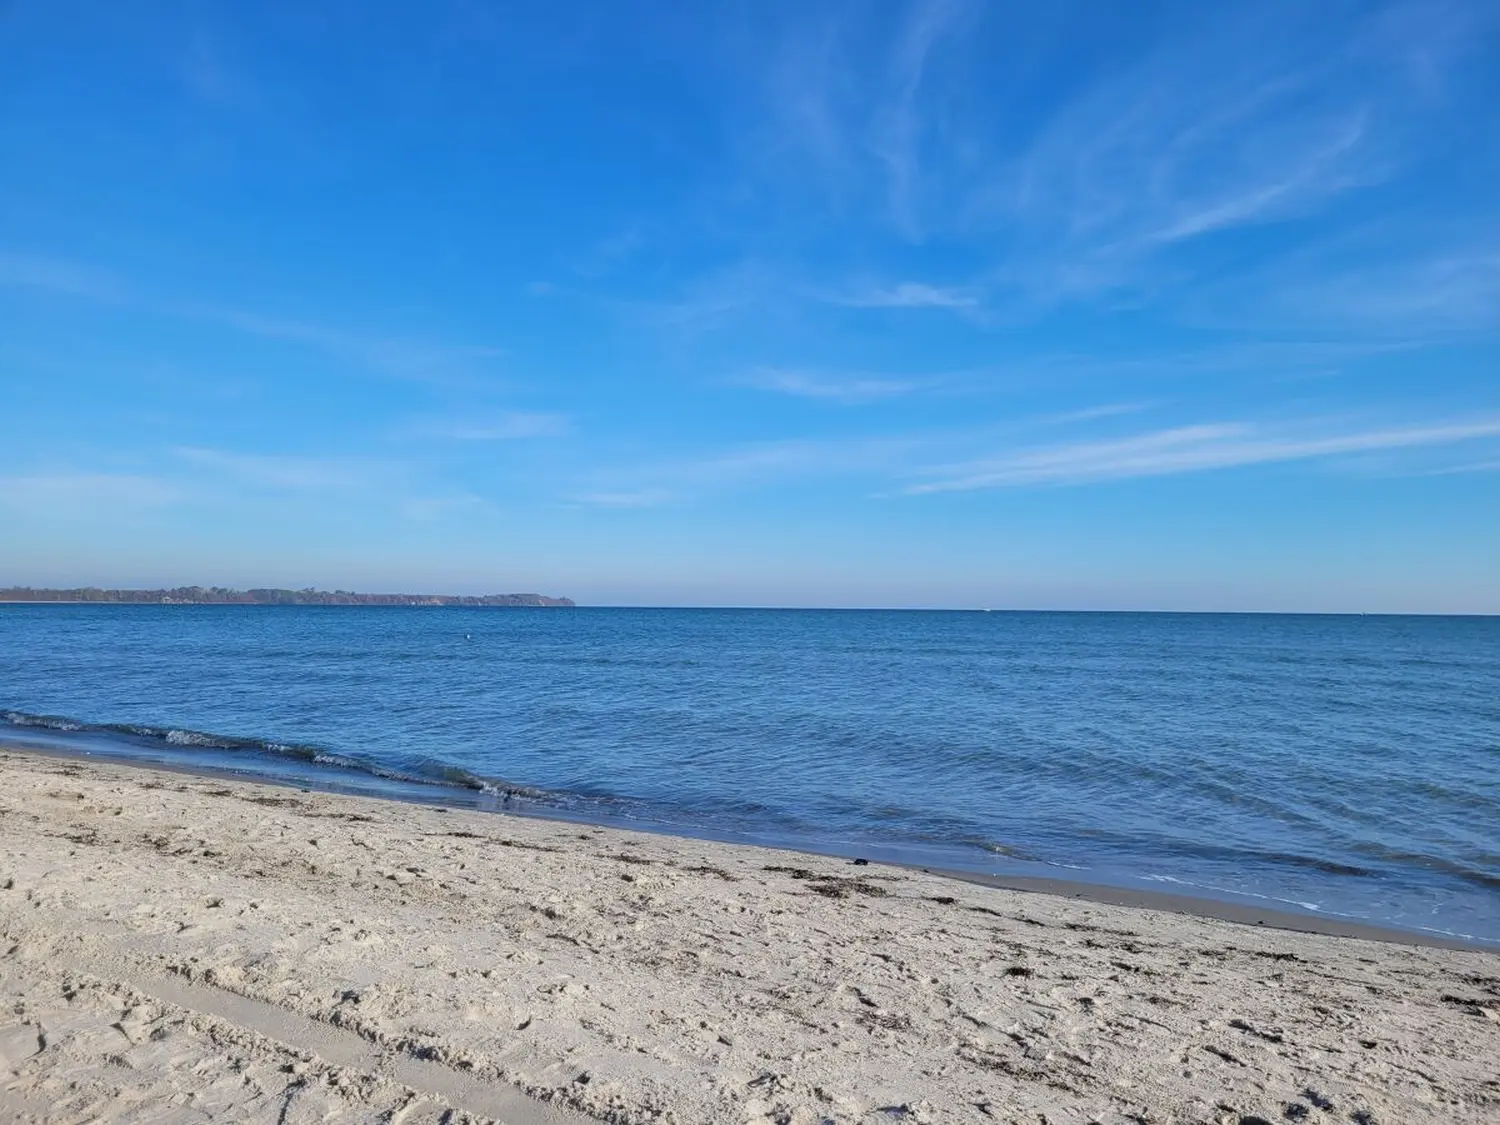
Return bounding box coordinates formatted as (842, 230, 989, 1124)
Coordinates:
(2, 604, 1496, 945)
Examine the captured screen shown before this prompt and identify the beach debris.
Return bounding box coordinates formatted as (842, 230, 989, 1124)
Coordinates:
(1229, 1017, 1285, 1043)
(1204, 1045, 1245, 1066)
(1440, 992, 1499, 1018)
(872, 1101, 934, 1122)
(681, 863, 738, 881)
(762, 864, 889, 898)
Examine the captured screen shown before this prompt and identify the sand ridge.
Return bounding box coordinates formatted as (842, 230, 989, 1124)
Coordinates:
(0, 749, 1496, 1124)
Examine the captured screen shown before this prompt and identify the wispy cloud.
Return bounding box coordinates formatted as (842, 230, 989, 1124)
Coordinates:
(752, 11, 856, 202)
(0, 472, 185, 513)
(170, 448, 507, 520)
(1041, 402, 1154, 426)
(566, 403, 1498, 508)
(575, 433, 934, 507)
(410, 411, 572, 441)
(827, 282, 978, 309)
(625, 259, 782, 335)
(950, 339, 1428, 394)
(1270, 245, 1500, 333)
(983, 58, 1398, 306)
(735, 368, 921, 403)
(740, 0, 970, 235)
(1140, 113, 1373, 246)
(1415, 457, 1500, 476)
(907, 415, 1500, 492)
(575, 224, 648, 278)
(572, 488, 675, 508)
(182, 29, 260, 109)
(1, 253, 507, 385)
(723, 1, 1489, 325)
(174, 447, 386, 491)
(173, 301, 507, 386)
(990, 4, 1498, 324)
(398, 494, 491, 520)
(0, 253, 128, 302)
(170, 447, 503, 520)
(867, 0, 971, 238)
(631, 268, 979, 343)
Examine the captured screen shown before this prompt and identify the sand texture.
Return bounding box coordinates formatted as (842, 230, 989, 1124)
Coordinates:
(0, 749, 1496, 1124)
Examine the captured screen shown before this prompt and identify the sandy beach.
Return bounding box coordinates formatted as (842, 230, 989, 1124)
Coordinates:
(1, 748, 1495, 1124)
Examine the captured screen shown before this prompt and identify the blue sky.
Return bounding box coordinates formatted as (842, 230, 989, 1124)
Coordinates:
(2, 0, 1498, 610)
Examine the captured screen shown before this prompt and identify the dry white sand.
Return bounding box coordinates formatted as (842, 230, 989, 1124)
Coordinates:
(1, 748, 1495, 1124)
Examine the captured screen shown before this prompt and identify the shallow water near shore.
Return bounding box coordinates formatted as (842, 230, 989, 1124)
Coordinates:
(2, 604, 1497, 944)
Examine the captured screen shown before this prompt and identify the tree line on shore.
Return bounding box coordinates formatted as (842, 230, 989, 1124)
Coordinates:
(0, 586, 574, 607)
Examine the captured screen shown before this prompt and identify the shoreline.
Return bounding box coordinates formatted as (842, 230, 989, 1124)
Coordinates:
(7, 740, 1491, 954)
(910, 868, 1491, 952)
(2, 746, 1496, 1123)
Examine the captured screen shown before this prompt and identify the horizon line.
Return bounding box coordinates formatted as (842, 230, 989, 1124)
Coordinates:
(2, 599, 1494, 618)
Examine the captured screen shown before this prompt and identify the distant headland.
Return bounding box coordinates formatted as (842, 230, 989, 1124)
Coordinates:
(0, 586, 574, 607)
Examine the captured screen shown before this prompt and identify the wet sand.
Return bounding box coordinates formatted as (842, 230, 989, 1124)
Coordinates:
(1, 747, 1496, 1123)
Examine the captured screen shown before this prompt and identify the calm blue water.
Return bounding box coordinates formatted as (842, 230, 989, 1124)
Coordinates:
(2, 605, 1496, 944)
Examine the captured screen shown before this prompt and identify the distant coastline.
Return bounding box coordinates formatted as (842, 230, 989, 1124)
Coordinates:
(0, 586, 574, 607)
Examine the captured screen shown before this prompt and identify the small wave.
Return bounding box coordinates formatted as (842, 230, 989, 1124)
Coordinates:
(1404, 921, 1489, 944)
(266, 742, 320, 761)
(2, 708, 332, 763)
(164, 729, 224, 748)
(1, 706, 543, 803)
(1345, 844, 1500, 892)
(1144, 873, 1322, 914)
(100, 722, 265, 751)
(312, 751, 362, 769)
(946, 833, 1044, 863)
(1260, 852, 1373, 878)
(2, 710, 84, 731)
(424, 761, 545, 799)
(975, 840, 1042, 862)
